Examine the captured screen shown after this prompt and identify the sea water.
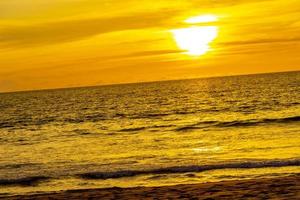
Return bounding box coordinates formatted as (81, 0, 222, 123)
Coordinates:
(0, 71, 300, 196)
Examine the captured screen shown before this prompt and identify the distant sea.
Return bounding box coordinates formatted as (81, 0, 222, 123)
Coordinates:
(0, 71, 300, 196)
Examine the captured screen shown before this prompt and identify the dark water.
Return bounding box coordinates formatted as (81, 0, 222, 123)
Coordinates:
(0, 71, 300, 195)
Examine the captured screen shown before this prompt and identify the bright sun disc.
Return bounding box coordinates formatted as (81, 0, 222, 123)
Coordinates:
(172, 26, 218, 56)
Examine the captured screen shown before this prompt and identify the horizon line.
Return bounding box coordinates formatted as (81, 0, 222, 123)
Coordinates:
(1, 69, 299, 94)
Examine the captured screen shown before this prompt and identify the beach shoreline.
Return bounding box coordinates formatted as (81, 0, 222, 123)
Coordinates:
(2, 173, 299, 200)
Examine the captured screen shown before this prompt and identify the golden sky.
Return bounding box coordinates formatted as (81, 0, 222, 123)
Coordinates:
(0, 0, 300, 92)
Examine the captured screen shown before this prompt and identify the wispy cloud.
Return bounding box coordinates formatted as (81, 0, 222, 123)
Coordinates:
(105, 50, 186, 60)
(221, 37, 300, 46)
(0, 10, 178, 48)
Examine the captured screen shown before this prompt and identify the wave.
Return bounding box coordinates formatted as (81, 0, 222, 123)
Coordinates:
(78, 159, 300, 180)
(118, 124, 175, 132)
(0, 163, 40, 170)
(0, 118, 56, 130)
(1, 113, 299, 131)
(175, 116, 300, 131)
(130, 113, 170, 119)
(0, 176, 50, 186)
(0, 113, 170, 130)
(263, 116, 300, 123)
(1, 159, 299, 186)
(119, 127, 147, 132)
(218, 116, 300, 128)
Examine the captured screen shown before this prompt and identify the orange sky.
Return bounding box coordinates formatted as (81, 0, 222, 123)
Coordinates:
(0, 0, 300, 92)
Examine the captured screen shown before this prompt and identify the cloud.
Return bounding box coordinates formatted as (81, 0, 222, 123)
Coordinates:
(105, 49, 186, 60)
(0, 10, 179, 48)
(221, 37, 300, 46)
(1, 0, 296, 50)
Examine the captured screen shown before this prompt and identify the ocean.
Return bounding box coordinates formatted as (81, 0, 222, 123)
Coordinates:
(0, 71, 300, 196)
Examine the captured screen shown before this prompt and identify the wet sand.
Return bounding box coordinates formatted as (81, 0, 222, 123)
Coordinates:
(1, 174, 300, 200)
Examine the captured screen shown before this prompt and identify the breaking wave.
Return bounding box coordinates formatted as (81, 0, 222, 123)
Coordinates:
(78, 159, 300, 180)
(0, 176, 50, 186)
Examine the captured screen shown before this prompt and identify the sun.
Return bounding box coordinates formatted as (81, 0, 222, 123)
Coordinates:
(172, 26, 218, 56)
(172, 15, 218, 56)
